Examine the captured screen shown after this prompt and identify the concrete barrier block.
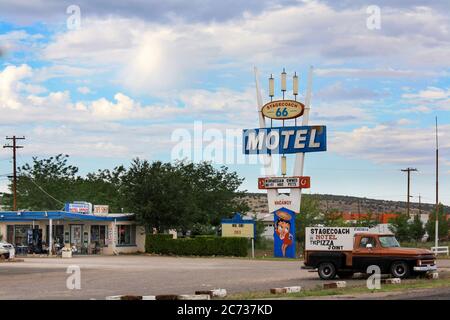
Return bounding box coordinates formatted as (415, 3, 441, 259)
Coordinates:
(323, 281, 346, 289)
(381, 278, 401, 284)
(177, 294, 211, 300)
(210, 288, 227, 298)
(120, 295, 143, 300)
(426, 272, 439, 279)
(195, 289, 227, 298)
(142, 296, 156, 300)
(284, 286, 302, 293)
(270, 288, 287, 294)
(105, 295, 143, 300)
(105, 295, 123, 300)
(155, 294, 179, 300)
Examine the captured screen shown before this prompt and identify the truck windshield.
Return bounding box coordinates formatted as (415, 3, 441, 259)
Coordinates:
(379, 236, 400, 248)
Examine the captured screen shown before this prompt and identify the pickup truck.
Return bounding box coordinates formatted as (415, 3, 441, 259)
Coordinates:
(303, 230, 436, 280)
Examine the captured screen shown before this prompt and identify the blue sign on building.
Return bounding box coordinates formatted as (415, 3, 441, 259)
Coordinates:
(64, 202, 91, 214)
(242, 125, 326, 155)
(273, 207, 296, 258)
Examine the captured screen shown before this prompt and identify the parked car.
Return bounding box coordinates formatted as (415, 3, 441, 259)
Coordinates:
(0, 241, 15, 259)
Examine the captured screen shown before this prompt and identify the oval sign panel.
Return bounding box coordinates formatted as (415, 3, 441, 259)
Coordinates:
(261, 100, 305, 120)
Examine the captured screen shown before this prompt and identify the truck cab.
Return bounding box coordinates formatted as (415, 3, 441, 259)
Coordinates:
(304, 231, 437, 280)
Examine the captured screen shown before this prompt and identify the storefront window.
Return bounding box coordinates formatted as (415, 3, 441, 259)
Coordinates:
(91, 225, 107, 246)
(116, 225, 136, 246)
(8, 225, 32, 246)
(7, 225, 14, 244)
(45, 225, 64, 245)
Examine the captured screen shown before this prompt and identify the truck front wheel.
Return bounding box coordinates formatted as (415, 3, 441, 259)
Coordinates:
(390, 261, 410, 279)
(318, 262, 337, 280)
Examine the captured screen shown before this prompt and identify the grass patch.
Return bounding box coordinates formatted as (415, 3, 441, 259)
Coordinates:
(227, 273, 450, 300)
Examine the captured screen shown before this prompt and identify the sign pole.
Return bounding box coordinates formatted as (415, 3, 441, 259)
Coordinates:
(435, 116, 439, 250)
(251, 238, 255, 259)
(291, 66, 314, 213)
(248, 67, 322, 259)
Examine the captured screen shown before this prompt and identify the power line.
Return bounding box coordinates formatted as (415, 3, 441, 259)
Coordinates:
(16, 153, 65, 206)
(3, 136, 25, 211)
(24, 175, 65, 205)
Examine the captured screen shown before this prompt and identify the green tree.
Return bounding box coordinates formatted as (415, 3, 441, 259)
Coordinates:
(80, 166, 126, 213)
(12, 154, 78, 210)
(120, 159, 182, 232)
(174, 161, 249, 228)
(409, 214, 425, 243)
(388, 213, 411, 242)
(321, 209, 346, 227)
(121, 159, 248, 233)
(250, 213, 267, 246)
(190, 223, 216, 236)
(426, 203, 449, 241)
(296, 194, 322, 244)
(10, 154, 125, 212)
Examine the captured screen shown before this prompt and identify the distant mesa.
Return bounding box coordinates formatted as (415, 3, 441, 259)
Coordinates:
(243, 192, 446, 216)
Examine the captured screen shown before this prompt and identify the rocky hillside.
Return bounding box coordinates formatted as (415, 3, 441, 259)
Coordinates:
(243, 193, 448, 216)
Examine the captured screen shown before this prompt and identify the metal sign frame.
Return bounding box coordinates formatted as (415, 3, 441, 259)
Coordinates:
(253, 66, 315, 214)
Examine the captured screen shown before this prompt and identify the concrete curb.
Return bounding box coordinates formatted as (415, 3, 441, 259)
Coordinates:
(323, 281, 346, 289)
(106, 290, 222, 300)
(195, 288, 227, 298)
(106, 295, 143, 300)
(155, 294, 179, 300)
(270, 286, 302, 294)
(381, 278, 401, 284)
(177, 294, 211, 300)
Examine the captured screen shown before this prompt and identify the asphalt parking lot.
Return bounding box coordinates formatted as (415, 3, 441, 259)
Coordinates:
(1, 256, 449, 300)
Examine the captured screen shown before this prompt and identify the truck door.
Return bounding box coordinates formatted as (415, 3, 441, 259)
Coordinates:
(352, 236, 380, 272)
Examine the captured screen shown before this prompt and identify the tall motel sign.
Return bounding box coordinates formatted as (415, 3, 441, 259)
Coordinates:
(243, 67, 327, 258)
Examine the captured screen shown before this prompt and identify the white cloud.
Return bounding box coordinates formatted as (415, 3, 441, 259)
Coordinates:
(315, 67, 441, 78)
(0, 30, 43, 56)
(37, 3, 450, 94)
(401, 86, 450, 112)
(331, 123, 450, 165)
(0, 64, 32, 109)
(77, 86, 91, 94)
(402, 87, 450, 100)
(315, 82, 381, 101)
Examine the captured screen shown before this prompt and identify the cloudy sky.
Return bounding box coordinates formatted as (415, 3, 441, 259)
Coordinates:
(0, 0, 449, 206)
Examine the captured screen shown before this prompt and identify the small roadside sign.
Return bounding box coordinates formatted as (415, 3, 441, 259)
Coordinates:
(221, 213, 256, 258)
(258, 176, 310, 189)
(305, 227, 355, 251)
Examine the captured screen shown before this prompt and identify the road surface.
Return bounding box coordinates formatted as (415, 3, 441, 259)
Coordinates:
(0, 255, 449, 299)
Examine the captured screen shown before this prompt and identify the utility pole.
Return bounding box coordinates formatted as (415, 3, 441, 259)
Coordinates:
(435, 117, 439, 249)
(3, 136, 25, 211)
(418, 195, 422, 216)
(401, 167, 418, 217)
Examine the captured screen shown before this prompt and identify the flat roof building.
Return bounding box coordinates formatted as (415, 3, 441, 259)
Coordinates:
(0, 211, 145, 255)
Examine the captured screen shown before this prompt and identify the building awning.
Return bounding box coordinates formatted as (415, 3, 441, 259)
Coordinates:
(0, 211, 135, 222)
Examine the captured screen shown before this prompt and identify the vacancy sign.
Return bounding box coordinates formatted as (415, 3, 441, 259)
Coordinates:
(258, 176, 310, 189)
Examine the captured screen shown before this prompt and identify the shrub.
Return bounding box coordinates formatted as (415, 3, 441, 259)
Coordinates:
(145, 234, 248, 257)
